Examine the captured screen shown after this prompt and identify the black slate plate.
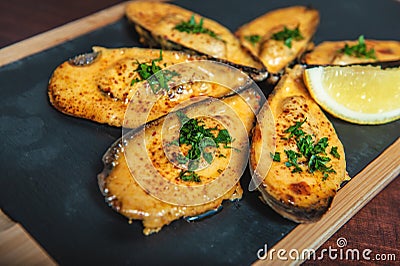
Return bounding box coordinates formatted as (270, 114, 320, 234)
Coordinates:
(0, 0, 399, 265)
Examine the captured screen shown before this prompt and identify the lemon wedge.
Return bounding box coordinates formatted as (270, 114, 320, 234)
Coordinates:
(304, 65, 400, 124)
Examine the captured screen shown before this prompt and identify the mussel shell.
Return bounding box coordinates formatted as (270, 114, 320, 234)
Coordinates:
(301, 39, 400, 66)
(303, 59, 400, 69)
(235, 6, 320, 75)
(126, 1, 268, 81)
(68, 51, 99, 66)
(250, 66, 348, 223)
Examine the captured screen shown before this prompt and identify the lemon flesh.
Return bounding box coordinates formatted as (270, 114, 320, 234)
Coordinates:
(304, 66, 400, 124)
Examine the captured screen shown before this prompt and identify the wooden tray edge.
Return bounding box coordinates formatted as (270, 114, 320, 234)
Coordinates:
(0, 210, 57, 265)
(0, 3, 128, 265)
(0, 0, 398, 264)
(0, 2, 126, 68)
(253, 137, 400, 265)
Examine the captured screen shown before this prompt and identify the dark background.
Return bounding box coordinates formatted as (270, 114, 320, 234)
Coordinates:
(0, 0, 399, 265)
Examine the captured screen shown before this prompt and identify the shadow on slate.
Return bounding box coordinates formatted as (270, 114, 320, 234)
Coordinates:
(0, 0, 399, 265)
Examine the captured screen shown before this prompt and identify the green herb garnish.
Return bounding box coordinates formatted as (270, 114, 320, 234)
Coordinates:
(131, 50, 162, 85)
(178, 115, 215, 162)
(177, 153, 189, 164)
(338, 35, 377, 59)
(284, 150, 302, 173)
(244, 34, 261, 46)
(188, 160, 199, 171)
(283, 119, 337, 179)
(312, 137, 329, 155)
(179, 170, 201, 183)
(271, 26, 304, 48)
(284, 118, 306, 138)
(174, 14, 223, 41)
(149, 69, 180, 93)
(270, 152, 281, 162)
(131, 50, 180, 93)
(308, 155, 335, 176)
(330, 146, 340, 159)
(175, 111, 234, 182)
(214, 129, 232, 145)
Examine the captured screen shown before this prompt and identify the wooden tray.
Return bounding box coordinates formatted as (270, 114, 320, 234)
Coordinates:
(0, 1, 399, 265)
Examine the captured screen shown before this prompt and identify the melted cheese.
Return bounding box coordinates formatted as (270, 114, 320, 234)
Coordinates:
(236, 6, 319, 74)
(125, 1, 262, 69)
(101, 89, 261, 234)
(48, 47, 246, 127)
(303, 40, 400, 65)
(250, 66, 348, 222)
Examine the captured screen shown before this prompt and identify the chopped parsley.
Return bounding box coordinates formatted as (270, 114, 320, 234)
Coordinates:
(330, 146, 341, 159)
(284, 118, 306, 138)
(130, 50, 180, 93)
(149, 69, 180, 93)
(284, 150, 302, 173)
(296, 134, 313, 158)
(167, 139, 179, 146)
(282, 118, 337, 179)
(338, 35, 377, 59)
(176, 153, 189, 164)
(271, 26, 304, 48)
(131, 50, 162, 85)
(244, 34, 261, 46)
(174, 14, 223, 41)
(214, 129, 232, 145)
(175, 111, 234, 182)
(308, 155, 335, 180)
(179, 171, 201, 183)
(313, 137, 329, 154)
(270, 152, 281, 162)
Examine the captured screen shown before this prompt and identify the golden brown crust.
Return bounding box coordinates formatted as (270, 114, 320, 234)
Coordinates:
(236, 6, 319, 74)
(48, 59, 126, 127)
(250, 65, 347, 222)
(102, 145, 243, 235)
(99, 90, 261, 234)
(48, 47, 241, 127)
(125, 1, 263, 70)
(302, 39, 400, 65)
